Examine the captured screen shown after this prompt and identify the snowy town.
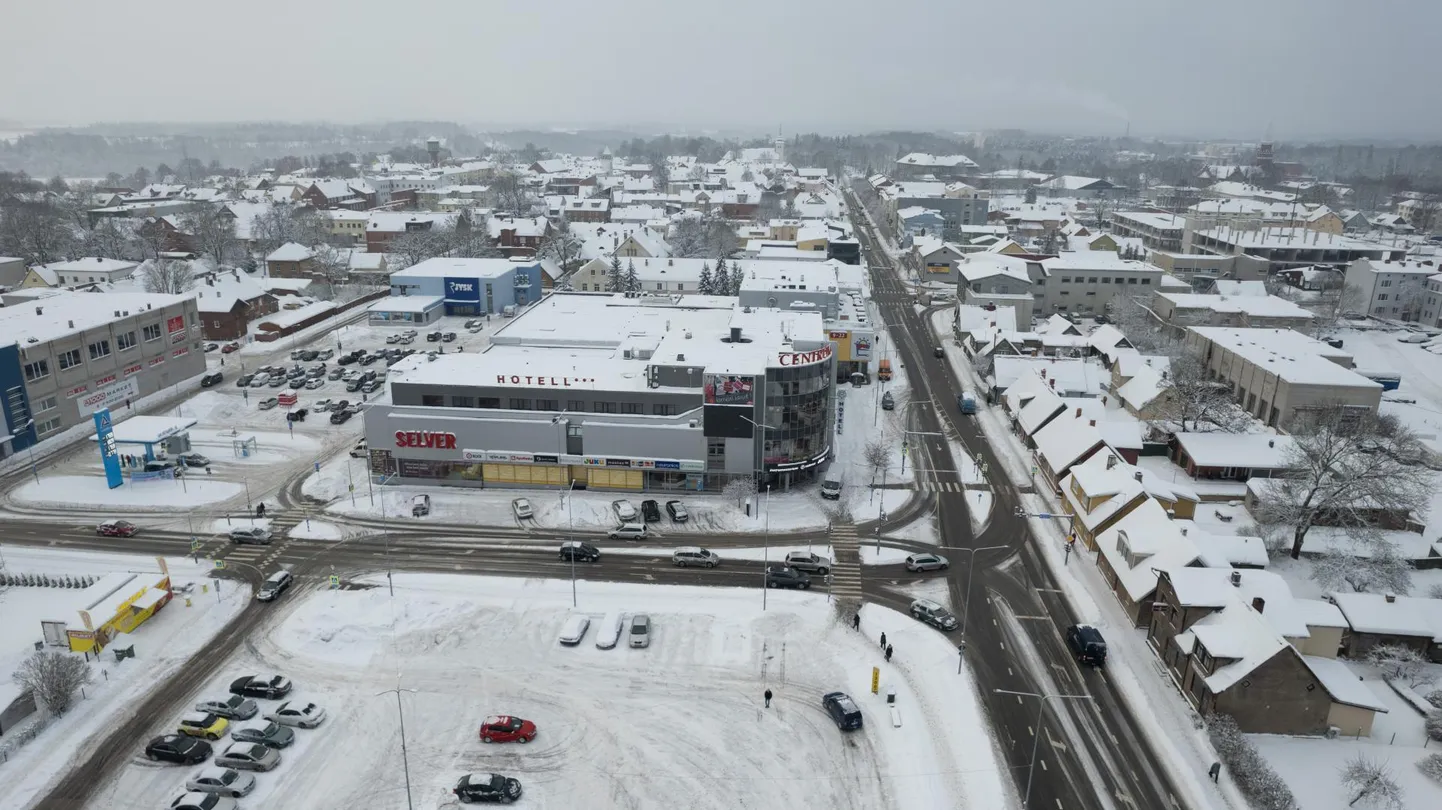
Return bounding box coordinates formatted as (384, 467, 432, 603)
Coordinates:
(3, 6, 1442, 810)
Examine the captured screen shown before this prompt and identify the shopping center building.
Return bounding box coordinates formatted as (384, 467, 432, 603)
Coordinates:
(363, 291, 838, 492)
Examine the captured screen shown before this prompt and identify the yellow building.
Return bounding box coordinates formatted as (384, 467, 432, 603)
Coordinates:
(328, 211, 369, 243)
(64, 564, 174, 653)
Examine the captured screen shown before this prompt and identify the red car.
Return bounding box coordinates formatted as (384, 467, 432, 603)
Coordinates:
(478, 715, 536, 744)
(96, 520, 139, 537)
(220, 342, 240, 354)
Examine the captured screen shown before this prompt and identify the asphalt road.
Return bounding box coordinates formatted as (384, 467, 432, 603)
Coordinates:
(845, 181, 1184, 810)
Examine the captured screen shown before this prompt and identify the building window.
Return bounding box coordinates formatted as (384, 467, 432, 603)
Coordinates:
(117, 331, 137, 351)
(652, 404, 675, 416)
(677, 284, 685, 291)
(1127, 278, 1138, 285)
(1377, 294, 1388, 301)
(1088, 277, 1098, 283)
(580, 284, 588, 291)
(621, 403, 643, 414)
(451, 395, 475, 408)
(421, 395, 444, 407)
(143, 323, 162, 342)
(87, 340, 111, 361)
(536, 399, 558, 411)
(35, 395, 57, 413)
(477, 397, 501, 408)
(1140, 278, 1151, 285)
(707, 438, 725, 457)
(36, 417, 62, 435)
(656, 283, 663, 291)
(592, 401, 617, 413)
(568, 400, 585, 412)
(1381, 280, 1392, 287)
(23, 359, 49, 381)
(1102, 277, 1111, 283)
(509, 398, 532, 410)
(57, 349, 82, 370)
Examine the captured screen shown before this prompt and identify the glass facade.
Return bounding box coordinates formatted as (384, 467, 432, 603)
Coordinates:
(760, 358, 834, 474)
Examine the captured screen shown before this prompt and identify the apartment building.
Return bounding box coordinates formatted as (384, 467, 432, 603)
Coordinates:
(1035, 254, 1165, 317)
(1184, 226, 1406, 273)
(1342, 257, 1438, 321)
(1109, 212, 1185, 252)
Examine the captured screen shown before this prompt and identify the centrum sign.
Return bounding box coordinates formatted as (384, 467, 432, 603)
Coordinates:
(394, 430, 457, 449)
(777, 344, 834, 366)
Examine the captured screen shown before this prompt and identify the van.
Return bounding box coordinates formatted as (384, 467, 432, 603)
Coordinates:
(671, 547, 720, 568)
(558, 614, 591, 646)
(595, 611, 625, 649)
(502, 304, 517, 318)
(822, 692, 863, 731)
(958, 391, 977, 414)
(629, 614, 651, 648)
(256, 570, 293, 602)
(877, 359, 892, 381)
(607, 523, 647, 541)
(411, 494, 431, 517)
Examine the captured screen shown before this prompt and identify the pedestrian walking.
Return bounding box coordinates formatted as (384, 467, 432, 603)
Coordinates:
(256, 502, 266, 518)
(885, 645, 894, 662)
(852, 613, 860, 631)
(879, 631, 887, 650)
(764, 689, 772, 708)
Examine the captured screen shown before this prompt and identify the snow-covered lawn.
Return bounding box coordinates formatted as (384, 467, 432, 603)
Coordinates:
(11, 473, 243, 509)
(0, 548, 247, 809)
(89, 574, 1011, 810)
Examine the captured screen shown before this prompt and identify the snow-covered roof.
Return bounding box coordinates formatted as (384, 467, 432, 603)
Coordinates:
(1173, 433, 1296, 469)
(1117, 364, 1167, 412)
(1294, 598, 1347, 629)
(1016, 386, 1065, 436)
(1038, 175, 1111, 191)
(1210, 280, 1269, 297)
(1188, 327, 1380, 389)
(1036, 313, 1081, 336)
(1111, 211, 1184, 230)
(955, 304, 1016, 337)
(1192, 606, 1289, 693)
(1185, 528, 1270, 569)
(1041, 254, 1156, 273)
(993, 357, 1104, 397)
(35, 257, 139, 275)
(1002, 370, 1052, 415)
(1095, 499, 1200, 601)
(0, 290, 190, 345)
(1113, 353, 1170, 379)
(192, 273, 271, 313)
(1031, 410, 1106, 475)
(1087, 324, 1131, 357)
(370, 295, 442, 314)
(1327, 592, 1442, 640)
(1156, 292, 1315, 320)
(266, 242, 314, 262)
(1301, 656, 1389, 713)
(895, 152, 978, 169)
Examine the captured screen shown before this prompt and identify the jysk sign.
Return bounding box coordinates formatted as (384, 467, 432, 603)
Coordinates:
(444, 278, 481, 302)
(93, 409, 123, 490)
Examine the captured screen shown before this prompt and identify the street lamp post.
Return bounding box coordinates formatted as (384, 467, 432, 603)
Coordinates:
(17, 418, 40, 485)
(762, 484, 771, 610)
(565, 478, 577, 608)
(993, 689, 1094, 809)
(739, 415, 780, 519)
(943, 544, 1009, 639)
(375, 685, 418, 810)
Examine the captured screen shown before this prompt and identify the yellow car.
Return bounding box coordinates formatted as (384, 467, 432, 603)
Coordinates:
(177, 711, 229, 740)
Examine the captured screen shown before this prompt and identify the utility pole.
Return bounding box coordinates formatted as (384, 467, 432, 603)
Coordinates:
(993, 689, 1094, 809)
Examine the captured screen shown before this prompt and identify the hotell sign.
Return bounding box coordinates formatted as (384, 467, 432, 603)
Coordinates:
(395, 430, 458, 449)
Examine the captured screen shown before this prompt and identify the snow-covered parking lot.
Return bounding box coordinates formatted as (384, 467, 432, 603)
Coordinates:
(86, 575, 1008, 810)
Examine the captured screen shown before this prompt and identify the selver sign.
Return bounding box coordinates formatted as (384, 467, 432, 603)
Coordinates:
(394, 430, 457, 449)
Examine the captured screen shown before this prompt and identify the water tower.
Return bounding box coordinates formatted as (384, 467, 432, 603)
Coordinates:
(426, 137, 442, 167)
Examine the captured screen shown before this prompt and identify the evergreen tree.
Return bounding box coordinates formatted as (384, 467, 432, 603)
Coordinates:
(731, 264, 744, 295)
(625, 259, 640, 292)
(698, 261, 713, 294)
(713, 258, 730, 297)
(608, 255, 624, 291)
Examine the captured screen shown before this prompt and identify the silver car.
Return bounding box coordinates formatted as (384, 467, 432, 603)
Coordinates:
(265, 700, 326, 728)
(214, 741, 280, 771)
(169, 792, 237, 810)
(185, 767, 255, 798)
(904, 553, 950, 572)
(194, 695, 257, 721)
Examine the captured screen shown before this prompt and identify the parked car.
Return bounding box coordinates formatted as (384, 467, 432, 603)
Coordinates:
(671, 547, 719, 568)
(264, 701, 325, 728)
(611, 499, 637, 521)
(386, 334, 401, 344)
(348, 441, 367, 457)
(640, 499, 661, 522)
(328, 367, 346, 380)
(146, 735, 212, 765)
(426, 330, 442, 342)
(300, 350, 319, 361)
(304, 378, 324, 390)
(247, 374, 269, 388)
(442, 332, 457, 342)
(880, 391, 895, 410)
(765, 565, 811, 590)
(822, 692, 863, 731)
(904, 553, 949, 572)
(607, 523, 647, 540)
(289, 350, 304, 361)
(266, 377, 286, 388)
(231, 674, 294, 700)
(784, 551, 831, 575)
(558, 541, 601, 562)
(234, 373, 254, 387)
(229, 527, 272, 545)
(820, 479, 842, 500)
(200, 372, 224, 387)
(345, 379, 364, 392)
(145, 459, 182, 476)
(287, 408, 308, 422)
(360, 380, 381, 394)
(410, 493, 431, 517)
(478, 715, 537, 744)
(214, 742, 280, 772)
(170, 790, 236, 810)
(464, 319, 482, 329)
(558, 614, 591, 646)
(177, 453, 211, 468)
(909, 598, 958, 631)
(220, 342, 240, 354)
(512, 498, 533, 520)
(96, 519, 139, 537)
(185, 767, 255, 798)
(1066, 624, 1107, 667)
(453, 773, 523, 804)
(177, 712, 229, 740)
(317, 349, 335, 361)
(229, 719, 295, 749)
(193, 695, 258, 721)
(596, 611, 625, 649)
(665, 500, 688, 522)
(629, 614, 651, 648)
(329, 410, 352, 425)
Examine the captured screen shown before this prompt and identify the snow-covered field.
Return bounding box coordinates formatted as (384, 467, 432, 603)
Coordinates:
(0, 548, 247, 809)
(86, 574, 1011, 810)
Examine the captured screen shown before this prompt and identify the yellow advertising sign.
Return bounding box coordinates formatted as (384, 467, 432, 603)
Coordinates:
(871, 666, 880, 694)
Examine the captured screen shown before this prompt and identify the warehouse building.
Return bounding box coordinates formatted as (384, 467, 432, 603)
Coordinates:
(383, 257, 554, 318)
(363, 292, 837, 492)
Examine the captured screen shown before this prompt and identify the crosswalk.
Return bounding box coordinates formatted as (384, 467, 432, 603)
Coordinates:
(827, 523, 864, 600)
(203, 510, 303, 574)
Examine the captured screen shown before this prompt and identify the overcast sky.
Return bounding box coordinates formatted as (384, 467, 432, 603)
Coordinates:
(4, 0, 1439, 140)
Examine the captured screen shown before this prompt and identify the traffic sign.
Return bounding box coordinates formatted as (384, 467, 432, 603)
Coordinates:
(213, 559, 227, 570)
(314, 461, 321, 472)
(190, 539, 202, 551)
(329, 574, 340, 589)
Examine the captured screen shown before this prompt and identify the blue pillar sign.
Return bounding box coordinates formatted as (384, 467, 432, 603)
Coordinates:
(94, 408, 124, 489)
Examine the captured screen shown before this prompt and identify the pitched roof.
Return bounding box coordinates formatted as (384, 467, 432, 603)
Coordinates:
(1095, 499, 1200, 602)
(1031, 410, 1106, 475)
(1301, 656, 1388, 712)
(1173, 433, 1297, 469)
(266, 242, 314, 262)
(1118, 364, 1167, 412)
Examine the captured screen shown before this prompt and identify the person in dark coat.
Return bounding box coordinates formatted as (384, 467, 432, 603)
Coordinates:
(879, 631, 887, 650)
(885, 644, 893, 663)
(256, 502, 266, 518)
(764, 689, 772, 708)
(852, 613, 860, 630)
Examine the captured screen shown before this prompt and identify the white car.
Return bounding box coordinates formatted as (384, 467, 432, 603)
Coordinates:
(264, 700, 326, 728)
(558, 614, 590, 646)
(170, 792, 237, 810)
(512, 498, 534, 520)
(194, 695, 257, 720)
(611, 499, 637, 521)
(185, 767, 255, 798)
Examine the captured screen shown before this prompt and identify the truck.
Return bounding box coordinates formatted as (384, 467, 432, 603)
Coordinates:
(957, 391, 977, 414)
(877, 359, 892, 381)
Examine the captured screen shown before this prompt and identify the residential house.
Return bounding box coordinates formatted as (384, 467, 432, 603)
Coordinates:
(562, 197, 611, 223)
(265, 243, 316, 278)
(1170, 434, 1296, 482)
(302, 179, 376, 210)
(490, 216, 550, 257)
(366, 212, 453, 254)
(191, 271, 278, 340)
(1343, 257, 1437, 321)
(1060, 450, 1200, 551)
(898, 207, 946, 241)
(1030, 408, 1108, 490)
(1110, 354, 1170, 393)
(613, 231, 671, 259)
(1116, 364, 1171, 420)
(1034, 176, 1115, 198)
(1327, 592, 1442, 663)
(1095, 499, 1202, 624)
(26, 257, 139, 289)
(952, 303, 1017, 352)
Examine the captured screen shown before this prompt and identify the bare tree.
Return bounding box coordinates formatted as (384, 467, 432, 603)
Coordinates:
(1107, 292, 1168, 353)
(1158, 349, 1244, 432)
(139, 258, 195, 295)
(1410, 193, 1440, 235)
(1339, 755, 1405, 809)
(179, 204, 238, 266)
(0, 199, 77, 264)
(249, 205, 330, 257)
(1310, 283, 1366, 337)
(1364, 644, 1433, 689)
(1311, 538, 1413, 596)
(490, 171, 532, 215)
(78, 218, 143, 261)
(12, 650, 92, 716)
(537, 219, 584, 272)
(387, 229, 448, 269)
(722, 477, 754, 508)
(1250, 408, 1432, 559)
(864, 440, 890, 485)
(668, 217, 708, 258)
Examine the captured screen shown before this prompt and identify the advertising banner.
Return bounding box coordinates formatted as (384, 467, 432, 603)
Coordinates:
(703, 374, 755, 406)
(81, 378, 139, 413)
(853, 336, 872, 360)
(167, 315, 186, 344)
(444, 277, 482, 302)
(93, 409, 123, 489)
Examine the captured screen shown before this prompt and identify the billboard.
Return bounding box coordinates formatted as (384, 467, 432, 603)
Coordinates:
(93, 409, 123, 489)
(703, 374, 754, 406)
(167, 315, 187, 344)
(444, 277, 482, 302)
(852, 336, 872, 360)
(80, 378, 139, 412)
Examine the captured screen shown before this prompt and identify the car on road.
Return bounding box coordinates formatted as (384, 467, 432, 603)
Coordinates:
(1066, 624, 1107, 667)
(909, 598, 958, 631)
(214, 741, 280, 771)
(220, 342, 240, 354)
(820, 479, 842, 500)
(784, 551, 831, 575)
(200, 372, 224, 387)
(765, 565, 811, 589)
(611, 499, 637, 521)
(607, 522, 647, 540)
(177, 453, 211, 468)
(822, 692, 863, 731)
(146, 734, 212, 765)
(177, 712, 229, 740)
(96, 519, 139, 537)
(349, 441, 367, 457)
(453, 773, 523, 804)
(558, 614, 590, 646)
(881, 391, 895, 410)
(185, 766, 255, 798)
(257, 397, 279, 410)
(168, 791, 236, 810)
(665, 500, 688, 522)
(264, 700, 325, 728)
(329, 410, 352, 424)
(193, 695, 257, 721)
(229, 527, 272, 545)
(640, 499, 661, 522)
(628, 614, 651, 648)
(671, 547, 719, 568)
(230, 719, 295, 748)
(478, 715, 536, 744)
(558, 541, 600, 562)
(230, 673, 292, 699)
(304, 378, 324, 390)
(234, 373, 254, 387)
(904, 553, 949, 572)
(511, 498, 533, 520)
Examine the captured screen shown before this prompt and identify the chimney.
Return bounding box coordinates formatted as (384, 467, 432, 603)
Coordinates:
(1251, 597, 1266, 614)
(1133, 471, 1143, 482)
(1106, 454, 1118, 470)
(1384, 593, 1397, 603)
(1075, 407, 1082, 417)
(730, 327, 741, 342)
(67, 320, 74, 328)
(1268, 439, 1275, 448)
(1230, 570, 1242, 587)
(1088, 419, 1096, 427)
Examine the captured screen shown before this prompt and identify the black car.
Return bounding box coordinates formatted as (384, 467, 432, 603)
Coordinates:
(328, 368, 346, 380)
(639, 500, 661, 522)
(201, 372, 224, 388)
(442, 332, 457, 342)
(822, 692, 863, 731)
(300, 350, 319, 361)
(286, 409, 308, 422)
(230, 674, 292, 700)
(454, 773, 522, 804)
(360, 354, 380, 365)
(231, 719, 295, 748)
(329, 410, 352, 425)
(337, 354, 356, 366)
(558, 541, 601, 562)
(1066, 625, 1107, 667)
(764, 565, 811, 590)
(146, 734, 212, 764)
(426, 331, 442, 342)
(235, 374, 254, 387)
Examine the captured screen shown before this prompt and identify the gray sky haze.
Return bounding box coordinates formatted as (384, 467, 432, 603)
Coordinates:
(4, 0, 1439, 140)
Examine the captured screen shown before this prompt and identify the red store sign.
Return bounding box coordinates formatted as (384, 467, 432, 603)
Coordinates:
(171, 347, 189, 358)
(94, 373, 117, 386)
(65, 384, 89, 399)
(148, 356, 165, 367)
(777, 344, 834, 366)
(395, 430, 457, 449)
(122, 363, 144, 377)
